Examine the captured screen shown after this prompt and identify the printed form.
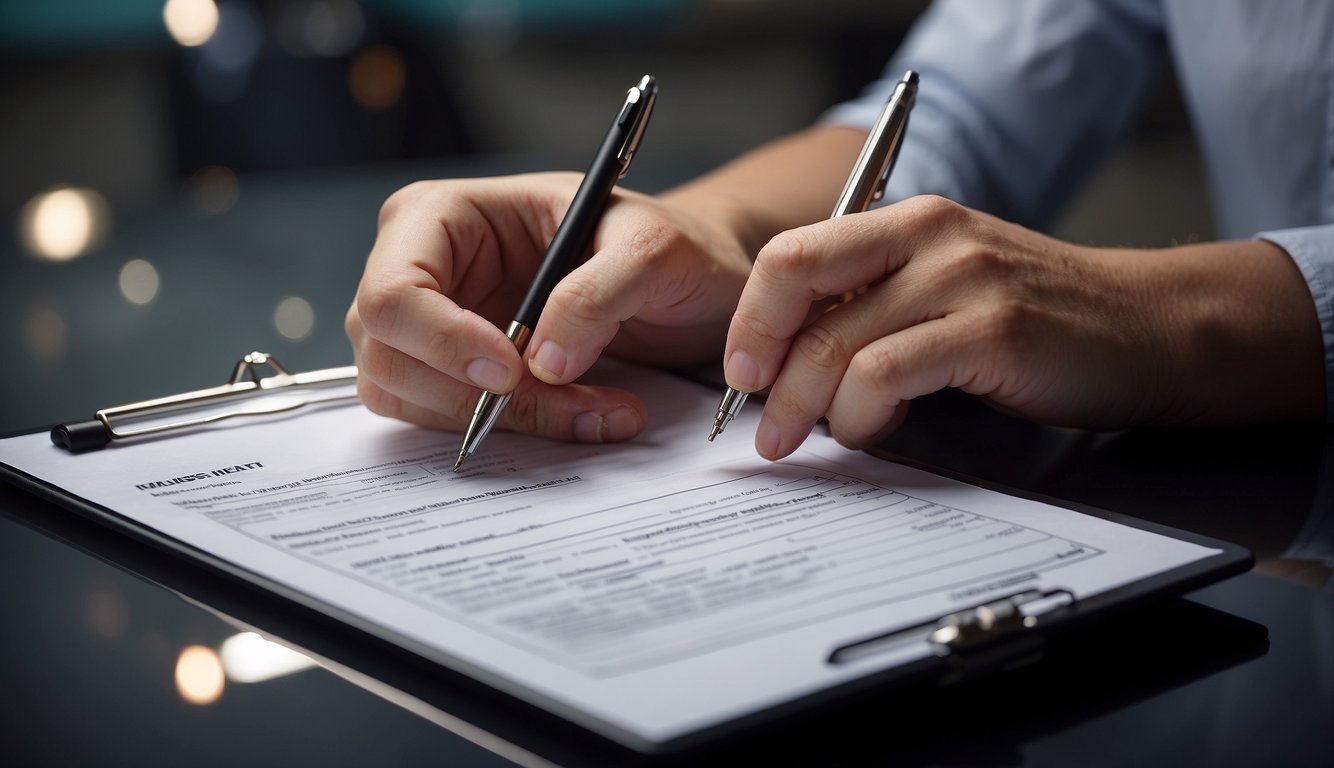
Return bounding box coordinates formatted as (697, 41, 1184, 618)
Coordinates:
(0, 363, 1217, 747)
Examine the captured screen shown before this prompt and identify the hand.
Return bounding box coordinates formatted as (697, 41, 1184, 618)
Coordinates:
(345, 172, 753, 442)
(723, 195, 1324, 460)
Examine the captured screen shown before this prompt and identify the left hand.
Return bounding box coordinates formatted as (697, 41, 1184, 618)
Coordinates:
(722, 195, 1324, 459)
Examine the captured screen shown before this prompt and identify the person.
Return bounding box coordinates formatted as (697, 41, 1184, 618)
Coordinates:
(345, 0, 1333, 463)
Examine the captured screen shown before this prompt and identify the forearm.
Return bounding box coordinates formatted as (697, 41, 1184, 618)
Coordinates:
(658, 125, 869, 257)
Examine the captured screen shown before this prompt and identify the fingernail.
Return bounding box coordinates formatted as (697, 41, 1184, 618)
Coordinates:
(756, 415, 781, 459)
(466, 357, 511, 393)
(573, 411, 603, 442)
(573, 405, 643, 443)
(601, 405, 642, 442)
(726, 349, 761, 392)
(529, 340, 567, 383)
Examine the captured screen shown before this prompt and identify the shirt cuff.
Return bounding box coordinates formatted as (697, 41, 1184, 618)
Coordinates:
(1257, 225, 1334, 423)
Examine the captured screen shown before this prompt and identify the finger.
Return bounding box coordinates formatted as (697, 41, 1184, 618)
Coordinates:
(354, 279, 524, 393)
(526, 208, 725, 384)
(356, 182, 548, 394)
(723, 198, 952, 393)
(356, 345, 647, 443)
(751, 290, 911, 459)
(825, 312, 994, 450)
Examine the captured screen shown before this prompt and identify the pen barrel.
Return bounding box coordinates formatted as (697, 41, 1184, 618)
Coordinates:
(830, 71, 917, 218)
(513, 122, 629, 329)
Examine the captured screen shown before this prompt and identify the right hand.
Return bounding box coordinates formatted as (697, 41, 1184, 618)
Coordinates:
(345, 172, 753, 443)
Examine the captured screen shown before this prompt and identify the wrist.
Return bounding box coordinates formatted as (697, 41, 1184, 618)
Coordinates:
(1121, 239, 1324, 424)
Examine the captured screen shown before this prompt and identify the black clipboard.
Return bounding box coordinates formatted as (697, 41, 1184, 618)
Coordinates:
(1, 479, 1268, 767)
(0, 356, 1255, 755)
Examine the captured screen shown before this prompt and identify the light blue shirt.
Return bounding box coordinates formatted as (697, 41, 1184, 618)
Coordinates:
(824, 0, 1334, 421)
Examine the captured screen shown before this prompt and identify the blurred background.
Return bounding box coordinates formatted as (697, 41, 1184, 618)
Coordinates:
(0, 0, 1212, 434)
(10, 8, 1333, 767)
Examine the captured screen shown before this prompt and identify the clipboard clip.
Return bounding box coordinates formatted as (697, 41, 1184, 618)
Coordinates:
(51, 352, 359, 453)
(828, 588, 1076, 674)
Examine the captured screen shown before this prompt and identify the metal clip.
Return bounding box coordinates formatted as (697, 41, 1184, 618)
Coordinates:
(615, 75, 658, 175)
(929, 589, 1075, 652)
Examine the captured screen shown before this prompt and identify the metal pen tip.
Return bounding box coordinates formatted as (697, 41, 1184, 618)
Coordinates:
(708, 388, 747, 443)
(452, 452, 466, 472)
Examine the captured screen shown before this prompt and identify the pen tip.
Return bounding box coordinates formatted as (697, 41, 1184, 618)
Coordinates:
(452, 454, 465, 472)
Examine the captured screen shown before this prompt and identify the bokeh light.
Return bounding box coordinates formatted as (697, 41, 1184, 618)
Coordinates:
(191, 165, 240, 214)
(274, 296, 316, 341)
(163, 0, 220, 47)
(84, 584, 130, 639)
(348, 44, 406, 111)
(175, 645, 225, 705)
(23, 303, 68, 362)
(278, 0, 365, 58)
(118, 259, 161, 306)
(18, 186, 111, 262)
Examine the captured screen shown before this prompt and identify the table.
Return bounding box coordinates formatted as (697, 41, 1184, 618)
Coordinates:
(2, 161, 1330, 767)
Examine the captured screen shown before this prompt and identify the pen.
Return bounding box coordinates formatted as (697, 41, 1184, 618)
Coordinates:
(454, 74, 659, 471)
(708, 70, 918, 441)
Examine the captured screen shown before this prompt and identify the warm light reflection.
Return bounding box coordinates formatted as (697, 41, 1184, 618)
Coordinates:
(274, 296, 316, 341)
(190, 165, 240, 214)
(84, 584, 130, 639)
(18, 186, 110, 261)
(348, 44, 406, 111)
(119, 259, 161, 306)
(23, 303, 68, 362)
(219, 632, 318, 683)
(164, 0, 220, 47)
(175, 645, 225, 705)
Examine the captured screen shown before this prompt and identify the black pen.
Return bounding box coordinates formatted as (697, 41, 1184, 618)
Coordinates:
(708, 70, 918, 441)
(454, 75, 659, 471)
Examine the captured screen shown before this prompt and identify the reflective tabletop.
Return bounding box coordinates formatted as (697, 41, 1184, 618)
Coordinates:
(2, 160, 1331, 767)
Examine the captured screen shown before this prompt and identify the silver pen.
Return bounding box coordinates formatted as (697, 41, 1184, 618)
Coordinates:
(708, 70, 919, 441)
(454, 75, 658, 471)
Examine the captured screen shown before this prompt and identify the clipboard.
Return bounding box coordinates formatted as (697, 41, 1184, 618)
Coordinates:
(2, 478, 1269, 768)
(0, 353, 1254, 754)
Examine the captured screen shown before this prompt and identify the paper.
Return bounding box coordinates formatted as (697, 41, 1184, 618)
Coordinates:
(0, 363, 1217, 747)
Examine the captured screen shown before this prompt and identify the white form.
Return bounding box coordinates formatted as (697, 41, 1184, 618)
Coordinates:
(0, 363, 1219, 748)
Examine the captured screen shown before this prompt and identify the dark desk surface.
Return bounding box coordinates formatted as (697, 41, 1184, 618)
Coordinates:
(1, 161, 1331, 767)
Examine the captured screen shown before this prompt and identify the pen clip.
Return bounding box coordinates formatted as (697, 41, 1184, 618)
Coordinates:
(869, 71, 918, 202)
(615, 75, 658, 177)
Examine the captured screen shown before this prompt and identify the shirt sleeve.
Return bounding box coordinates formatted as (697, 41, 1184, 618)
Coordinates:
(822, 0, 1167, 228)
(1257, 225, 1334, 422)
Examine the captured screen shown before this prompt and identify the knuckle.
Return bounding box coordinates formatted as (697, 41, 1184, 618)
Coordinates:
(503, 387, 544, 435)
(852, 344, 907, 393)
(357, 377, 402, 420)
(355, 279, 403, 338)
(731, 309, 785, 346)
(941, 242, 1009, 286)
(378, 180, 434, 228)
(767, 391, 812, 426)
(757, 229, 820, 281)
(553, 276, 606, 325)
(979, 298, 1035, 366)
(792, 324, 851, 372)
(344, 302, 362, 342)
(901, 194, 966, 230)
(625, 220, 684, 268)
(357, 341, 395, 386)
(422, 326, 460, 370)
